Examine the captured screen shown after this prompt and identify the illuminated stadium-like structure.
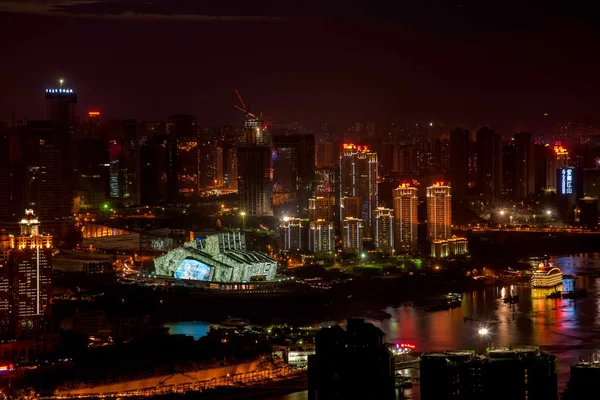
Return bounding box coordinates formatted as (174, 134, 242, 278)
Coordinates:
(154, 232, 277, 282)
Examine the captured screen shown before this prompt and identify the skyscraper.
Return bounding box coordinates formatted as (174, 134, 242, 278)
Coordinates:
(514, 132, 535, 201)
(238, 113, 273, 216)
(167, 115, 199, 200)
(393, 184, 418, 254)
(279, 217, 309, 252)
(342, 217, 363, 254)
(272, 134, 315, 212)
(226, 148, 238, 190)
(309, 196, 334, 222)
(375, 207, 394, 255)
(449, 128, 469, 201)
(309, 220, 335, 258)
(427, 183, 452, 240)
(339, 144, 378, 238)
(200, 140, 223, 188)
(8, 210, 53, 339)
(476, 127, 503, 203)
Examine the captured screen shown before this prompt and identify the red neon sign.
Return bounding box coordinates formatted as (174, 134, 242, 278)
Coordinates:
(88, 111, 100, 117)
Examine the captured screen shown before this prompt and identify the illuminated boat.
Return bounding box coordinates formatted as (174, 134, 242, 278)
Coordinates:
(531, 262, 563, 288)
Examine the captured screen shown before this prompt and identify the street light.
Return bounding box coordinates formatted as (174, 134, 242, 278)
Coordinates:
(546, 210, 552, 216)
(478, 327, 489, 336)
(240, 211, 246, 232)
(499, 210, 505, 216)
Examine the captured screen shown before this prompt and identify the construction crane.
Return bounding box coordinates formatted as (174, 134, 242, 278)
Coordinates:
(234, 89, 258, 119)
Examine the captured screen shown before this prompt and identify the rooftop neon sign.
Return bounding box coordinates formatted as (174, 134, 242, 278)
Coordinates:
(45, 88, 74, 94)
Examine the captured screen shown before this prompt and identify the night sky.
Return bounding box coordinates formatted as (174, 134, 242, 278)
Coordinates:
(1, 0, 600, 129)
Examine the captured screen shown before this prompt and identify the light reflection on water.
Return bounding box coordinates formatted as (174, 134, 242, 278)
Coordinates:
(170, 254, 600, 400)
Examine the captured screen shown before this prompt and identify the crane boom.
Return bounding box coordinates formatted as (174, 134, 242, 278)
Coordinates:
(235, 89, 247, 111)
(234, 105, 257, 119)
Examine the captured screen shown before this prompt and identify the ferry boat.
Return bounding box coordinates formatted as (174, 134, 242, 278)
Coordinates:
(531, 262, 563, 288)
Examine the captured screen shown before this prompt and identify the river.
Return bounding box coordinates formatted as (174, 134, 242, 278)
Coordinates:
(167, 254, 600, 399)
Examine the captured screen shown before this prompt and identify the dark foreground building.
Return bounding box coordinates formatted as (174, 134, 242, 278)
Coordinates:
(563, 359, 600, 400)
(421, 346, 557, 400)
(308, 318, 395, 400)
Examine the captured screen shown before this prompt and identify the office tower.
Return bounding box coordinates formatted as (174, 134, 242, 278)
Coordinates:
(45, 85, 76, 194)
(449, 127, 469, 201)
(309, 197, 334, 222)
(342, 217, 363, 254)
(200, 140, 223, 188)
(279, 217, 309, 252)
(139, 121, 166, 145)
(393, 184, 418, 254)
(548, 142, 569, 190)
(427, 183, 452, 240)
(74, 138, 109, 210)
(375, 207, 394, 255)
(316, 141, 336, 168)
(238, 113, 273, 216)
(167, 115, 199, 200)
(9, 210, 53, 339)
(339, 144, 378, 238)
(514, 132, 535, 201)
(308, 319, 395, 400)
(272, 134, 315, 211)
(476, 127, 503, 203)
(309, 220, 334, 257)
(503, 142, 516, 200)
(226, 148, 238, 190)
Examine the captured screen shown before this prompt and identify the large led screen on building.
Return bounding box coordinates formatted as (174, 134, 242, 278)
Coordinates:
(558, 167, 574, 195)
(174, 259, 211, 281)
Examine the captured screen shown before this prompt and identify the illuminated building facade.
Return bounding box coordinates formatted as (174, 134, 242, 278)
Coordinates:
(279, 217, 309, 252)
(238, 115, 273, 216)
(431, 237, 468, 258)
(341, 196, 361, 221)
(309, 220, 335, 258)
(427, 183, 452, 240)
(548, 143, 569, 190)
(394, 184, 418, 254)
(342, 217, 363, 254)
(200, 140, 223, 188)
(7, 210, 53, 339)
(340, 143, 378, 238)
(309, 196, 334, 222)
(154, 232, 277, 282)
(375, 207, 394, 255)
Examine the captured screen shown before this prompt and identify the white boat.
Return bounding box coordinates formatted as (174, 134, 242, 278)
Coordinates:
(531, 262, 562, 288)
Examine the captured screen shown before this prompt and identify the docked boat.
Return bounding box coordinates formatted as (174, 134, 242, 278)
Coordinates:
(531, 262, 563, 288)
(562, 288, 587, 299)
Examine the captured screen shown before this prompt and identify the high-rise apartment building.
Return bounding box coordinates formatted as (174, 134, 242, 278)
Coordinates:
(427, 183, 452, 240)
(200, 140, 223, 188)
(316, 141, 336, 168)
(309, 220, 335, 258)
(340, 144, 377, 238)
(449, 128, 469, 201)
(393, 184, 418, 254)
(547, 142, 569, 190)
(342, 217, 363, 254)
(309, 197, 334, 222)
(238, 114, 273, 216)
(514, 132, 535, 201)
(476, 127, 503, 203)
(375, 207, 394, 255)
(279, 217, 309, 252)
(341, 196, 361, 221)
